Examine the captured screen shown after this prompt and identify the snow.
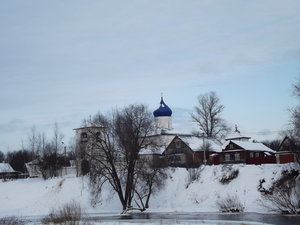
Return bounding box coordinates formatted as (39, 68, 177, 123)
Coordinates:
(0, 163, 299, 217)
(179, 136, 221, 152)
(0, 163, 15, 173)
(222, 141, 275, 153)
(143, 133, 221, 154)
(139, 147, 165, 155)
(225, 132, 251, 141)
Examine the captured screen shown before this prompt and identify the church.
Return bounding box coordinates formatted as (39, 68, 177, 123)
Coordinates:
(138, 96, 221, 168)
(73, 96, 296, 175)
(74, 96, 221, 175)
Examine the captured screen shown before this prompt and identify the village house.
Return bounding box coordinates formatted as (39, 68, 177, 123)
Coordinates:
(209, 129, 277, 165)
(0, 162, 19, 179)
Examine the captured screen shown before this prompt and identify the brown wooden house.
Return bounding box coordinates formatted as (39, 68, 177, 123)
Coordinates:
(162, 135, 220, 167)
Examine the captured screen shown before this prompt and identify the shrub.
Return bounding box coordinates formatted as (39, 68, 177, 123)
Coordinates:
(42, 201, 85, 225)
(219, 166, 239, 184)
(216, 194, 245, 213)
(185, 166, 203, 188)
(259, 169, 300, 214)
(0, 216, 25, 225)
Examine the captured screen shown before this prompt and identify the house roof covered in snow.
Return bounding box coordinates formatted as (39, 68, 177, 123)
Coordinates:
(222, 140, 275, 153)
(225, 131, 251, 141)
(139, 146, 165, 155)
(140, 132, 222, 155)
(179, 136, 221, 152)
(0, 163, 15, 173)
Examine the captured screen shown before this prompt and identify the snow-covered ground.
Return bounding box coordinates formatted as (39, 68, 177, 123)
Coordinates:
(0, 163, 299, 217)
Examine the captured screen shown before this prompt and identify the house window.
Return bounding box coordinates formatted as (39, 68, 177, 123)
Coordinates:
(229, 143, 234, 149)
(250, 152, 254, 158)
(225, 153, 230, 161)
(235, 153, 240, 161)
(175, 142, 181, 149)
(255, 152, 260, 158)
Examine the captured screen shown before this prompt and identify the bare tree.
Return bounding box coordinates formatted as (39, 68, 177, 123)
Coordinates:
(293, 76, 300, 98)
(283, 77, 300, 164)
(27, 126, 37, 155)
(38, 123, 65, 178)
(0, 151, 4, 162)
(134, 158, 168, 210)
(191, 92, 229, 140)
(52, 122, 64, 154)
(262, 139, 281, 151)
(87, 104, 167, 212)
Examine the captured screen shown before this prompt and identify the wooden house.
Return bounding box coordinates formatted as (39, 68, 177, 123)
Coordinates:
(139, 133, 221, 168)
(219, 140, 276, 164)
(0, 163, 19, 179)
(162, 135, 220, 167)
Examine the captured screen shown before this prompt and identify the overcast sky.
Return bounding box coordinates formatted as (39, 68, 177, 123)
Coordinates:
(1, 0, 300, 152)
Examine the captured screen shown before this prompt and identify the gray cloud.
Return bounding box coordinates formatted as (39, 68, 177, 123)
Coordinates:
(0, 0, 299, 150)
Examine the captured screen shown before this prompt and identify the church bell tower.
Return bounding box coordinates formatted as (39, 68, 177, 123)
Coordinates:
(153, 96, 173, 132)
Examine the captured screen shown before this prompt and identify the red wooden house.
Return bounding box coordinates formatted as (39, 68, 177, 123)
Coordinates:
(218, 140, 277, 165)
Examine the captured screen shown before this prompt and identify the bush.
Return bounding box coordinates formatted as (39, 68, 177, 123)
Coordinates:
(42, 201, 87, 225)
(216, 194, 245, 213)
(219, 166, 239, 184)
(259, 169, 300, 214)
(185, 166, 203, 188)
(0, 216, 25, 225)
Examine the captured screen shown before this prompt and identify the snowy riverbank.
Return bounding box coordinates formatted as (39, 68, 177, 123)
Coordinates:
(0, 163, 299, 217)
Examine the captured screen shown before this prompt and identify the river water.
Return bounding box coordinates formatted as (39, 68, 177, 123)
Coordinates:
(84, 212, 300, 225)
(24, 212, 300, 225)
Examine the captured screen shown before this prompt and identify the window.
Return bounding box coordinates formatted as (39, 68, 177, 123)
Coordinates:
(250, 152, 254, 158)
(235, 153, 240, 161)
(229, 143, 234, 149)
(175, 142, 181, 149)
(225, 153, 230, 161)
(255, 152, 260, 158)
(81, 132, 88, 142)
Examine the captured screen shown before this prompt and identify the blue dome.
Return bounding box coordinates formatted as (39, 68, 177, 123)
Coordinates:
(153, 97, 172, 117)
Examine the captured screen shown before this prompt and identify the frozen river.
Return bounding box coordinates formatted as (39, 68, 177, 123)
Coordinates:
(86, 212, 300, 225)
(25, 212, 300, 225)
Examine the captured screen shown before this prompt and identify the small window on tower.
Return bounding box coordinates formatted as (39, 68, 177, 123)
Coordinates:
(96, 132, 101, 138)
(81, 132, 88, 142)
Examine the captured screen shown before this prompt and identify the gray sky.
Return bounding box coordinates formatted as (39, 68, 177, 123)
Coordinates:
(1, 0, 300, 152)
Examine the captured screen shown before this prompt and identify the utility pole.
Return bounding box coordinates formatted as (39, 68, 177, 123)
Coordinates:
(202, 133, 207, 165)
(62, 142, 67, 175)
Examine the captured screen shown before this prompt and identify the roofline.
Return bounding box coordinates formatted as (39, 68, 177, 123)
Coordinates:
(222, 149, 275, 153)
(73, 126, 105, 130)
(225, 137, 251, 141)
